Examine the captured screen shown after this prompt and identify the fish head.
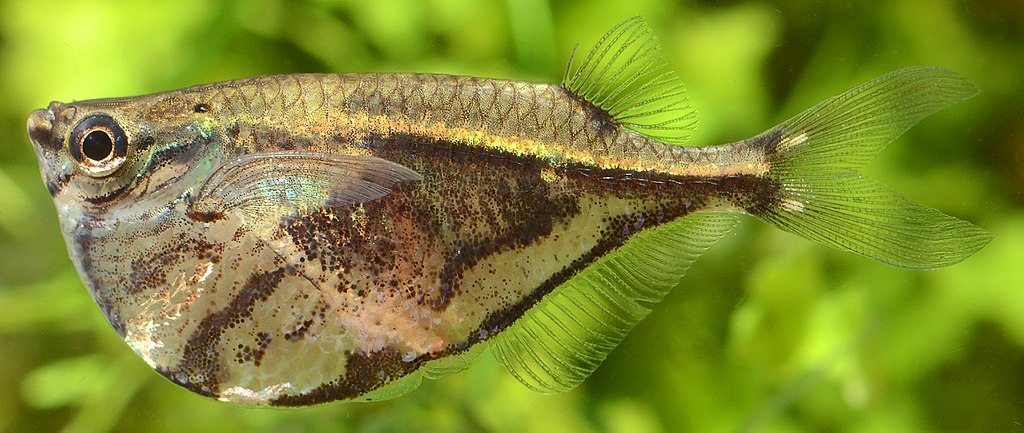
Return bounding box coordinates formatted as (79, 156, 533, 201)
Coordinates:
(27, 95, 222, 220)
(27, 95, 227, 340)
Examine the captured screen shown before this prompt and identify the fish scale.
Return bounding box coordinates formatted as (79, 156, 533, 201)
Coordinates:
(26, 17, 989, 405)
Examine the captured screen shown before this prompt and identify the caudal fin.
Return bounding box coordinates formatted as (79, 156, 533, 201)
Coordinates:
(751, 67, 992, 269)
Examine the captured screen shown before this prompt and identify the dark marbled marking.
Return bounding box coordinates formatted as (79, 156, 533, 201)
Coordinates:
(271, 347, 421, 406)
(235, 332, 272, 367)
(158, 266, 292, 396)
(265, 130, 781, 404)
(369, 133, 584, 309)
(127, 236, 222, 295)
(45, 171, 71, 197)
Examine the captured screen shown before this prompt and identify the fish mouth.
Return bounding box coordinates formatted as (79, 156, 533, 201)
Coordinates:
(27, 107, 55, 151)
(27, 101, 77, 151)
(27, 102, 74, 197)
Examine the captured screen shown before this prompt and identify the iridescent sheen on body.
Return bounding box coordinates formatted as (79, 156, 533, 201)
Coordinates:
(26, 18, 989, 405)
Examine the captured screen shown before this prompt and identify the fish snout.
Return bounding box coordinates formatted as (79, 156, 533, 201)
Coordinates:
(27, 103, 76, 198)
(27, 101, 77, 151)
(27, 107, 55, 151)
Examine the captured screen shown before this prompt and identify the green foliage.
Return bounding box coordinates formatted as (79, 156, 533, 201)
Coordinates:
(2, 0, 1022, 432)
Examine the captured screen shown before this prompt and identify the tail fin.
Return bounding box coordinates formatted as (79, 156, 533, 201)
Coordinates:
(751, 67, 992, 269)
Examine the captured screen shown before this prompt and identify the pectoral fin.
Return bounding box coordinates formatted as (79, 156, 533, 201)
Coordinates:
(187, 151, 421, 224)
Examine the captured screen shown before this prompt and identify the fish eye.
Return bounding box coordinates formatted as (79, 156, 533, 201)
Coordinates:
(69, 114, 128, 177)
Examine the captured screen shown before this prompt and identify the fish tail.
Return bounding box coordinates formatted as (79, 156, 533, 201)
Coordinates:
(749, 67, 991, 269)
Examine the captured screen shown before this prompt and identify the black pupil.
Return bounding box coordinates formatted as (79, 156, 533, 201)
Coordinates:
(82, 130, 113, 161)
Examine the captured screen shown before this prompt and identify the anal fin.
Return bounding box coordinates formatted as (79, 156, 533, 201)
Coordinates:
(491, 212, 739, 393)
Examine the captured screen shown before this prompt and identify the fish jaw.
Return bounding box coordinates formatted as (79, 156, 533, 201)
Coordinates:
(27, 103, 77, 200)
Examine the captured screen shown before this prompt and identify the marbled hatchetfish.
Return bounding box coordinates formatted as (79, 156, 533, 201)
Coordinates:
(26, 17, 991, 406)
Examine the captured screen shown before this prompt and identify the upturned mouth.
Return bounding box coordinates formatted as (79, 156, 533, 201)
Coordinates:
(27, 107, 55, 150)
(27, 102, 75, 197)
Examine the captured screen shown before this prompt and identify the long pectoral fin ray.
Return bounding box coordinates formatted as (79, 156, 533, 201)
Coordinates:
(562, 16, 696, 144)
(491, 212, 739, 393)
(188, 151, 421, 224)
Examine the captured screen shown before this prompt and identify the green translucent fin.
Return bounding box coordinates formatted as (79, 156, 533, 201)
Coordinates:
(755, 67, 992, 269)
(422, 341, 487, 380)
(491, 212, 739, 393)
(562, 16, 696, 144)
(356, 371, 424, 402)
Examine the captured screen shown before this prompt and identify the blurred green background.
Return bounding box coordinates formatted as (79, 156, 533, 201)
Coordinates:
(2, 0, 1023, 432)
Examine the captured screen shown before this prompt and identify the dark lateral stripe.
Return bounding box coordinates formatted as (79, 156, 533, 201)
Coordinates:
(362, 130, 780, 310)
(267, 132, 778, 405)
(718, 173, 781, 216)
(474, 204, 686, 344)
(157, 266, 291, 396)
(461, 173, 780, 343)
(363, 131, 583, 311)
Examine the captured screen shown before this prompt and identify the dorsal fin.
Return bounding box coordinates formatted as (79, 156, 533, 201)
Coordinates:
(562, 16, 696, 144)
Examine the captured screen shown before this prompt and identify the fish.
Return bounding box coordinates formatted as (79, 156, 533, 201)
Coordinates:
(25, 17, 991, 406)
